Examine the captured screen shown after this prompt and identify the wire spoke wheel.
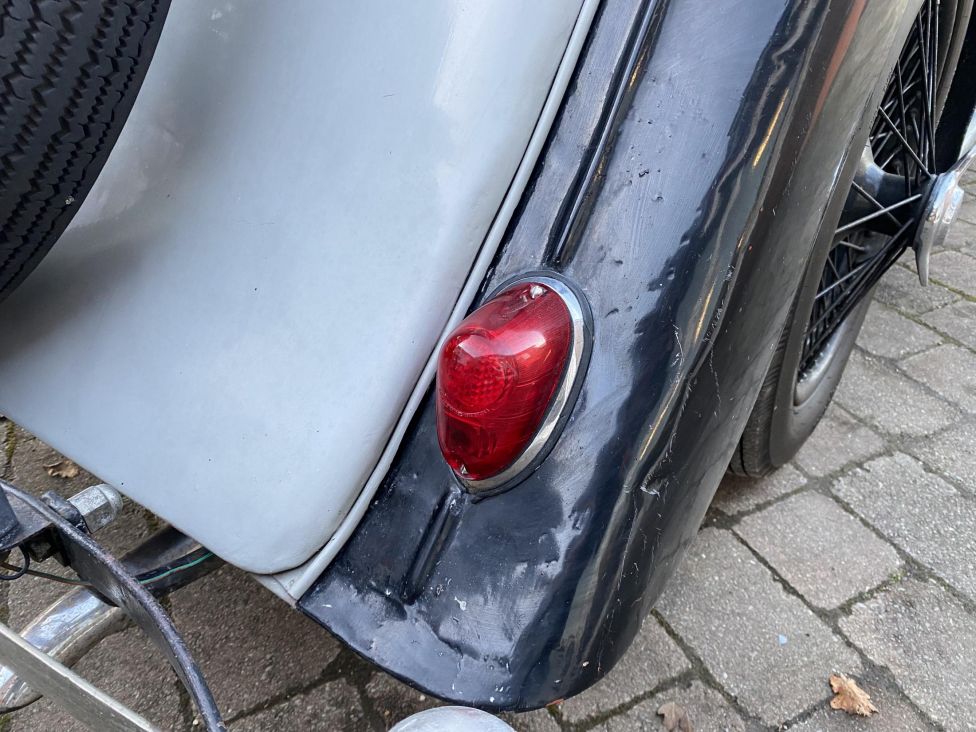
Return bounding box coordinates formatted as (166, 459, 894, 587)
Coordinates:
(797, 0, 948, 395)
(732, 0, 971, 478)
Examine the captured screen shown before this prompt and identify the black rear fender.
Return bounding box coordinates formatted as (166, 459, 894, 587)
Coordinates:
(300, 0, 921, 711)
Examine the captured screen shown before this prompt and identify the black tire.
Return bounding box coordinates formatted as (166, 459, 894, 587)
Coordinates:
(0, 0, 170, 302)
(730, 260, 871, 477)
(732, 0, 970, 478)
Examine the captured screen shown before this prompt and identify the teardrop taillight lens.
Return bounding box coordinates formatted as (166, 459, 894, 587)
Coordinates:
(435, 279, 586, 488)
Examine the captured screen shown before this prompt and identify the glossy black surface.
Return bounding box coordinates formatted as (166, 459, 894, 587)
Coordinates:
(301, 0, 920, 711)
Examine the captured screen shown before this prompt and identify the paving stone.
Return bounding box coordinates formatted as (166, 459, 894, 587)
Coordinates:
(834, 351, 958, 436)
(840, 579, 976, 729)
(558, 615, 690, 723)
(599, 680, 744, 731)
(833, 453, 976, 601)
(230, 678, 364, 731)
(3, 697, 90, 732)
(875, 265, 959, 315)
(656, 529, 860, 727)
(857, 303, 942, 359)
(5, 627, 184, 732)
(736, 493, 901, 610)
(958, 196, 976, 226)
(921, 298, 976, 350)
(942, 217, 976, 256)
(365, 672, 442, 726)
(907, 419, 976, 490)
(501, 708, 562, 732)
(900, 343, 976, 413)
(950, 194, 976, 221)
(786, 678, 934, 731)
(928, 249, 976, 297)
(712, 464, 806, 515)
(169, 565, 342, 719)
(2, 424, 99, 495)
(794, 405, 885, 478)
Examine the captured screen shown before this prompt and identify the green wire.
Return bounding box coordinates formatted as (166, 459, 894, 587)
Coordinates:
(136, 552, 214, 584)
(0, 550, 215, 589)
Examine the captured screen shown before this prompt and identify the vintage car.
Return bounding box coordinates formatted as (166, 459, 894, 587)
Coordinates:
(0, 0, 972, 728)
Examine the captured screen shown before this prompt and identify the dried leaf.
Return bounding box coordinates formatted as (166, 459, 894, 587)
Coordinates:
(829, 674, 878, 717)
(657, 701, 694, 731)
(44, 458, 80, 479)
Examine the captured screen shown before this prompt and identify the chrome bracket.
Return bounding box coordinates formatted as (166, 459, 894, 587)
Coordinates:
(0, 621, 156, 731)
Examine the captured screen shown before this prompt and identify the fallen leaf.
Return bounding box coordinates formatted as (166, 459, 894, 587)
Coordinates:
(44, 458, 80, 479)
(657, 701, 694, 731)
(829, 674, 878, 717)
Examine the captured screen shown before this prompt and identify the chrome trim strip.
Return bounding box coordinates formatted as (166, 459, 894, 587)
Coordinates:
(460, 275, 590, 494)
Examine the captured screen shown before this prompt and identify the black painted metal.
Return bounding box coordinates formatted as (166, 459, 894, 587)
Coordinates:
(300, 0, 923, 711)
(0, 492, 59, 557)
(0, 490, 19, 546)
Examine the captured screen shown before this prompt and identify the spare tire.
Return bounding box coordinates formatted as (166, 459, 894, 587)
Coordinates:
(0, 0, 169, 302)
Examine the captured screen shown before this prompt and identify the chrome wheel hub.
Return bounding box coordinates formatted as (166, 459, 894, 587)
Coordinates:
(914, 147, 975, 285)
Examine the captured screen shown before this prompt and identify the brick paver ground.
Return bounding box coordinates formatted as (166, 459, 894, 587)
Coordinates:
(3, 188, 976, 730)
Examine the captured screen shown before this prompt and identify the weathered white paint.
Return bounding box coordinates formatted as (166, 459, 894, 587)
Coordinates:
(0, 0, 586, 573)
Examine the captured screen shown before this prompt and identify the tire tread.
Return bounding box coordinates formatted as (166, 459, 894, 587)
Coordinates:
(0, 0, 168, 301)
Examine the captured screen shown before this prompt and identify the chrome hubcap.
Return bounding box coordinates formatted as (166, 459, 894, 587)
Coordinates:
(915, 149, 973, 284)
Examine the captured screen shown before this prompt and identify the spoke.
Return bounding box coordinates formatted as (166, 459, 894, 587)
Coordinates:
(815, 252, 878, 301)
(835, 193, 921, 234)
(916, 8, 937, 172)
(878, 145, 901, 170)
(931, 0, 940, 168)
(804, 217, 915, 368)
(872, 128, 894, 148)
(825, 248, 842, 281)
(877, 107, 931, 176)
(806, 225, 911, 346)
(895, 61, 913, 195)
(850, 180, 903, 226)
(801, 1, 947, 376)
(837, 240, 868, 252)
(911, 113, 925, 186)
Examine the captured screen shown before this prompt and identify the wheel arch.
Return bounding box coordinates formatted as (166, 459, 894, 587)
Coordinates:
(299, 0, 926, 711)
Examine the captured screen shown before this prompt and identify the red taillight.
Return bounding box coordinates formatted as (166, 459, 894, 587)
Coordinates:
(436, 279, 583, 487)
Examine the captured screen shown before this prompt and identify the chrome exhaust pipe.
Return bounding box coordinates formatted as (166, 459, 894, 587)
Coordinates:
(0, 588, 128, 712)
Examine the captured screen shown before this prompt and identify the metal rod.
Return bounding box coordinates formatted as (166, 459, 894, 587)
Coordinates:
(835, 193, 921, 234)
(0, 622, 157, 731)
(878, 107, 931, 176)
(850, 180, 903, 226)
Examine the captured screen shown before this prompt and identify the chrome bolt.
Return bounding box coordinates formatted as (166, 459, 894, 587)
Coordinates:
(68, 485, 124, 533)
